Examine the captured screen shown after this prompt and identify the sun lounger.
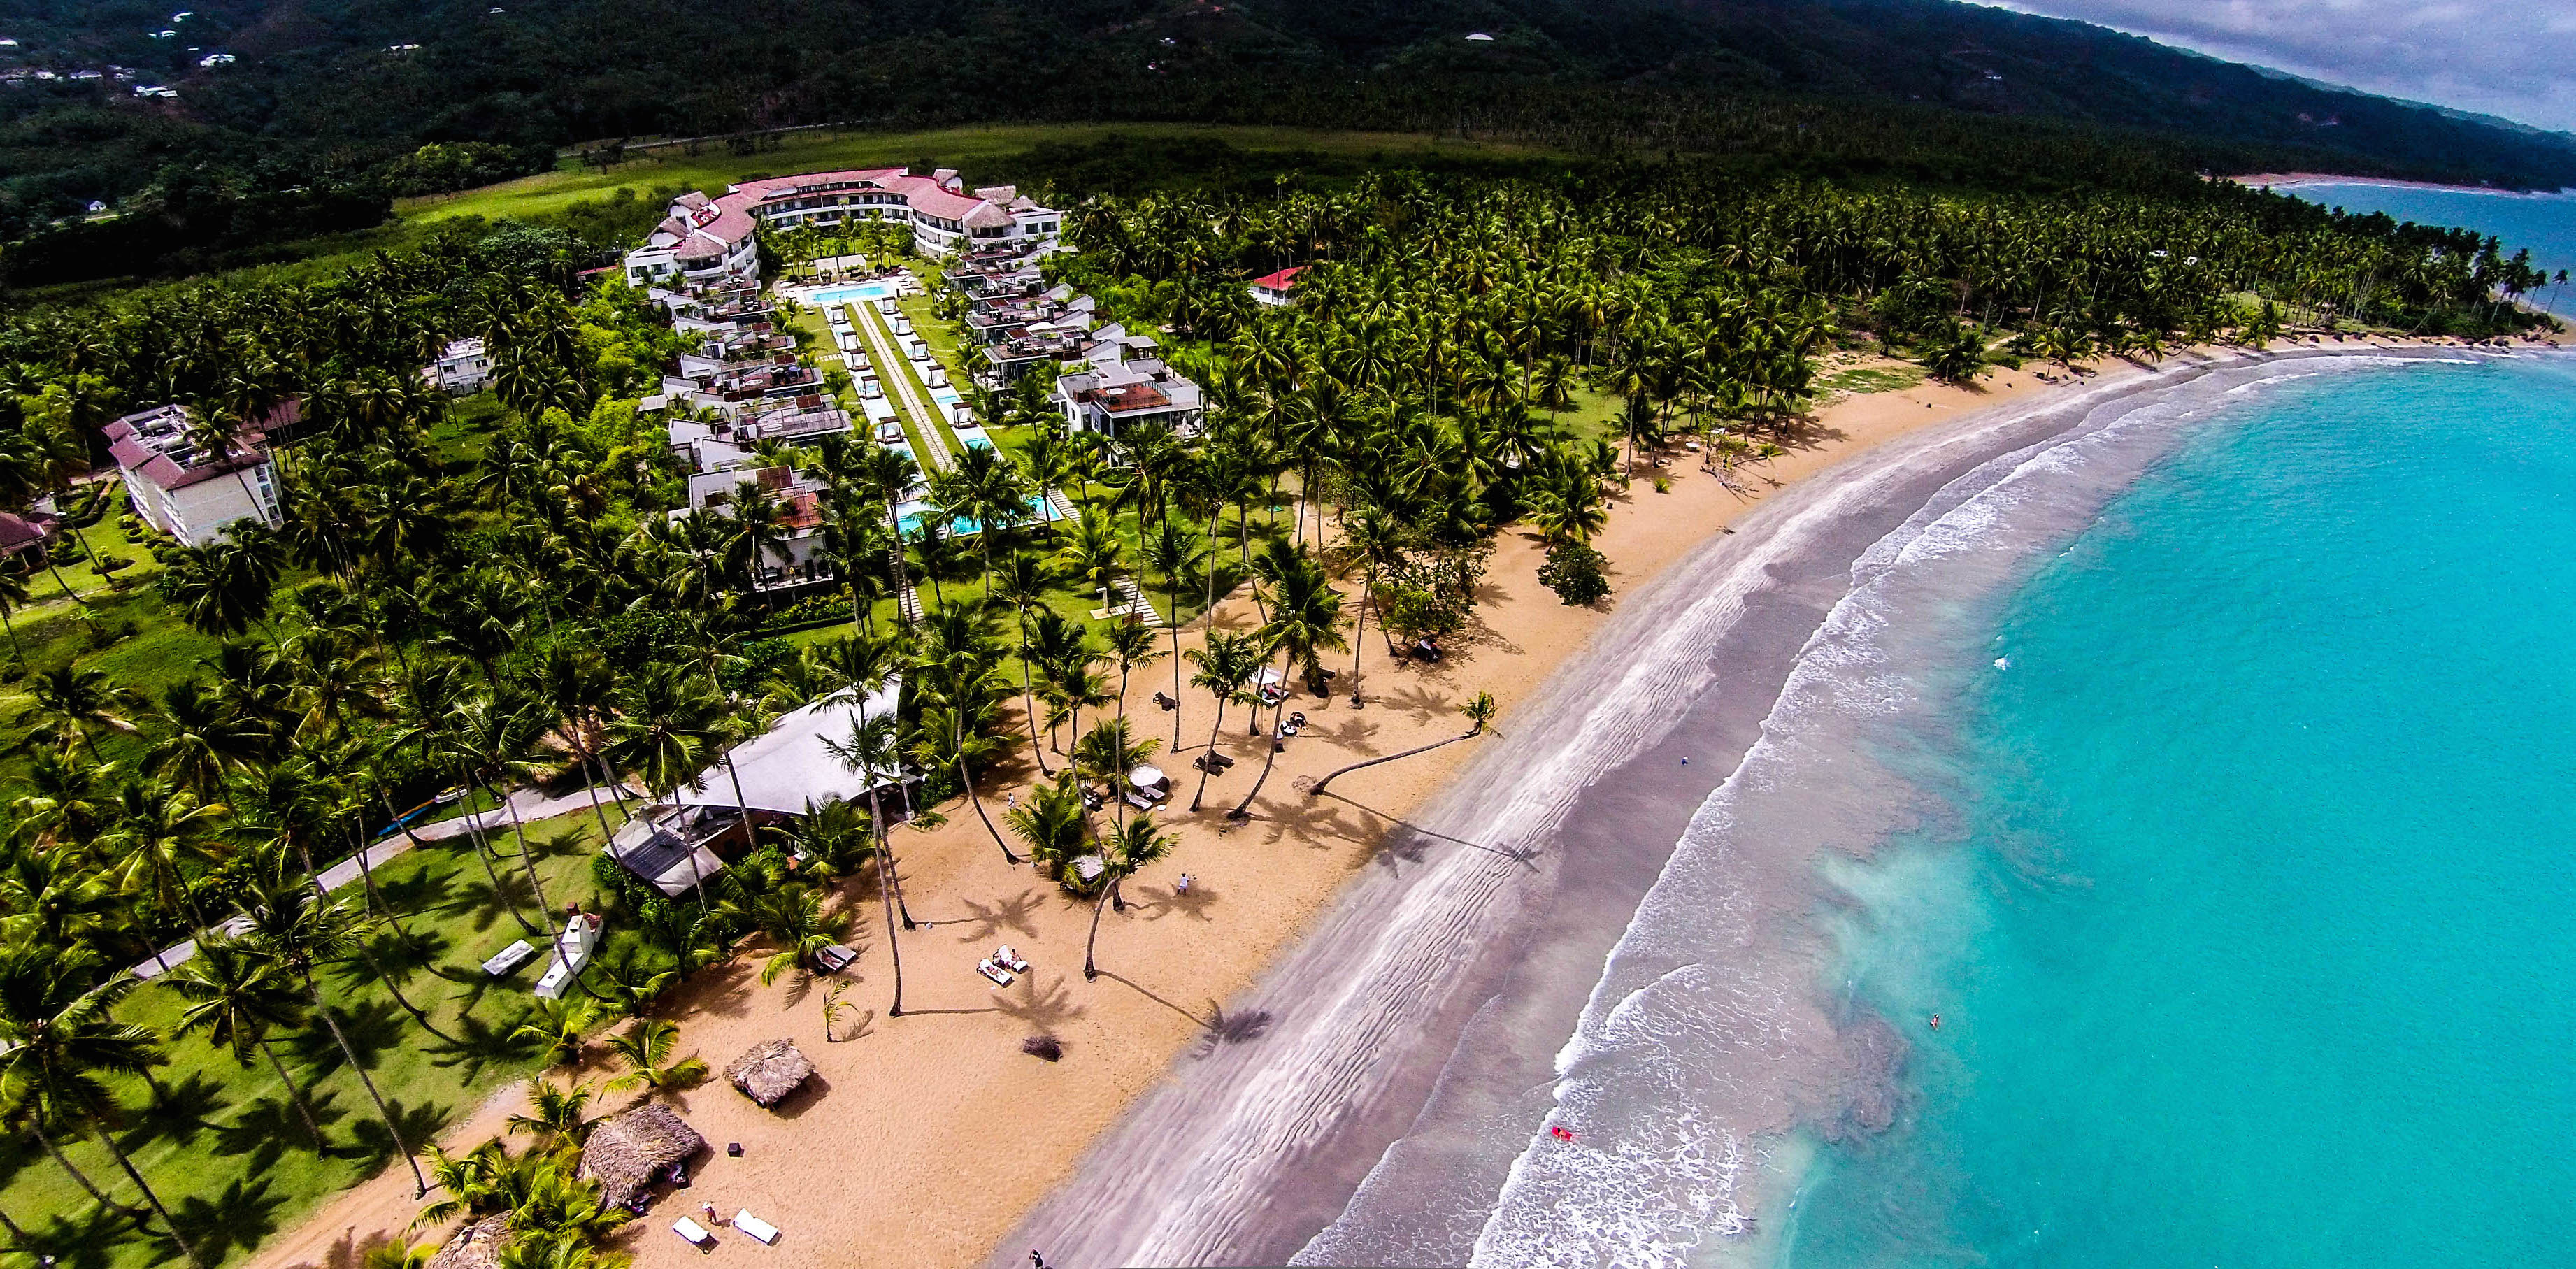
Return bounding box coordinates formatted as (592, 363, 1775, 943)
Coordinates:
(672, 1217, 714, 1249)
(732, 1211, 780, 1245)
(995, 945, 1030, 973)
(482, 940, 537, 977)
(1125, 789, 1157, 812)
(977, 959, 1015, 987)
(815, 943, 858, 973)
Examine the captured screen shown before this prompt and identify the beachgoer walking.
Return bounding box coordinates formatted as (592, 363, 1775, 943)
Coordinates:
(1030, 1252, 1048, 1269)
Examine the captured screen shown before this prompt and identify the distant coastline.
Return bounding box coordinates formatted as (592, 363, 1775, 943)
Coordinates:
(2228, 172, 2575, 198)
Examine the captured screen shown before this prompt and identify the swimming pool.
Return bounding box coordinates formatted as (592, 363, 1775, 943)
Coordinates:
(896, 494, 1059, 537)
(804, 280, 896, 306)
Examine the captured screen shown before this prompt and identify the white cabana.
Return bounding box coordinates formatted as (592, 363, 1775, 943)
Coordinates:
(670, 680, 905, 816)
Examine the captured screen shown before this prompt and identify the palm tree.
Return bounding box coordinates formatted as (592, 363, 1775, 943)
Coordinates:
(1004, 773, 1093, 881)
(1182, 631, 1261, 811)
(158, 527, 284, 644)
(1139, 517, 1207, 747)
(1054, 507, 1126, 613)
(506, 1077, 596, 1149)
(602, 664, 724, 908)
(1340, 509, 1406, 704)
(512, 998, 600, 1068)
(602, 1019, 709, 1103)
(0, 944, 209, 1268)
(1083, 812, 1178, 981)
(99, 777, 229, 970)
(27, 666, 140, 761)
(752, 882, 852, 985)
(991, 551, 1059, 774)
(1310, 691, 1498, 798)
(0, 561, 31, 659)
(238, 870, 432, 1196)
(166, 933, 327, 1147)
(1230, 559, 1345, 820)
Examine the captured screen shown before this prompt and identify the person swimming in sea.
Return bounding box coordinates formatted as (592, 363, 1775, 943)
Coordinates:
(1928, 1013, 1942, 1030)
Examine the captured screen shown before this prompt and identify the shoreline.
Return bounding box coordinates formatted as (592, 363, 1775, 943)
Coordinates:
(246, 343, 2482, 1269)
(2227, 171, 2574, 198)
(996, 343, 2524, 1268)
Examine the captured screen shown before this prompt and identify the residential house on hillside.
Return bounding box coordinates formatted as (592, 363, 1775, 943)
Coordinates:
(103, 403, 286, 546)
(423, 337, 492, 394)
(1248, 265, 1306, 308)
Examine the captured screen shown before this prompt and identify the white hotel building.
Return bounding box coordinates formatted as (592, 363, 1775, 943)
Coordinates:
(103, 403, 286, 547)
(622, 168, 1061, 287)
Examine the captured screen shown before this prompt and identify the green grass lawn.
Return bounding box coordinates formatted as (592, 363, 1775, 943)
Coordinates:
(1818, 364, 1927, 397)
(0, 812, 641, 1268)
(392, 124, 1569, 230)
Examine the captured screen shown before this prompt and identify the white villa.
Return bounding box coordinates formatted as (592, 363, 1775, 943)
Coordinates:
(622, 167, 1062, 287)
(103, 403, 286, 546)
(423, 337, 492, 394)
(1054, 325, 1205, 438)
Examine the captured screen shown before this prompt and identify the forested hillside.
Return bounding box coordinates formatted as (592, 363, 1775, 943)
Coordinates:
(0, 0, 2572, 259)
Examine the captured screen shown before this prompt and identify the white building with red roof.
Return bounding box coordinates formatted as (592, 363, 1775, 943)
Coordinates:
(1248, 265, 1307, 308)
(622, 168, 1062, 287)
(102, 403, 285, 547)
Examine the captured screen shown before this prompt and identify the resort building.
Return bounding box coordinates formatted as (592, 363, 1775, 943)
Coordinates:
(102, 403, 286, 546)
(1054, 327, 1206, 438)
(0, 510, 57, 562)
(423, 337, 492, 394)
(1248, 265, 1307, 308)
(605, 683, 911, 896)
(622, 168, 1063, 287)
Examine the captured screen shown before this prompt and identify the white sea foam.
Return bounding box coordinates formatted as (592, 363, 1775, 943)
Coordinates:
(1463, 356, 2414, 1269)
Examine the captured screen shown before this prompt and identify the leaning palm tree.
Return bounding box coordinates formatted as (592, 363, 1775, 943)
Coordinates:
(602, 1019, 709, 1103)
(166, 933, 327, 1148)
(1139, 517, 1206, 748)
(1229, 559, 1346, 819)
(0, 944, 210, 1268)
(1182, 631, 1262, 812)
(1310, 691, 1499, 798)
(823, 712, 912, 1017)
(238, 867, 432, 1196)
(1084, 812, 1179, 981)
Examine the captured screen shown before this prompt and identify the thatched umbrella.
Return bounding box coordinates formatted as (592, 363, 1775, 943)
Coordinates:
(426, 1215, 510, 1269)
(724, 1038, 817, 1107)
(576, 1102, 707, 1209)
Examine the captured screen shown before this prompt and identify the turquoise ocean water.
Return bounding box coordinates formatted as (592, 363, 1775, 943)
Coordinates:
(1780, 354, 2576, 1265)
(2277, 182, 2576, 312)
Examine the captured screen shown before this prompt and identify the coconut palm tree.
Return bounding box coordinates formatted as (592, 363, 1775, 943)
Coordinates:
(1083, 812, 1178, 981)
(238, 868, 431, 1196)
(166, 933, 326, 1148)
(1139, 517, 1207, 747)
(752, 882, 851, 985)
(1182, 631, 1261, 811)
(1005, 772, 1093, 881)
(98, 777, 229, 970)
(602, 1019, 709, 1103)
(506, 1077, 596, 1149)
(511, 998, 600, 1068)
(26, 666, 140, 761)
(601, 664, 724, 908)
(822, 716, 910, 1017)
(1310, 691, 1498, 798)
(1229, 559, 1345, 820)
(0, 561, 31, 659)
(0, 944, 208, 1267)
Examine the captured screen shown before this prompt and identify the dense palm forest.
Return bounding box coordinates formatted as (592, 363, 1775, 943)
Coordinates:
(0, 148, 2555, 1263)
(6, 0, 2576, 285)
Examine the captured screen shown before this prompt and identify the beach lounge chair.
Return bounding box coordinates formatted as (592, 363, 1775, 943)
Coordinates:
(995, 945, 1030, 973)
(1125, 788, 1157, 812)
(672, 1217, 714, 1252)
(732, 1210, 781, 1245)
(977, 959, 1015, 987)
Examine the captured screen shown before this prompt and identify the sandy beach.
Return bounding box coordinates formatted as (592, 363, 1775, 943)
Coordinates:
(243, 347, 2433, 1269)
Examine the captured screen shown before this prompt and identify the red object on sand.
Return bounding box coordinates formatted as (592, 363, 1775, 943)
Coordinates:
(1549, 1126, 1575, 1142)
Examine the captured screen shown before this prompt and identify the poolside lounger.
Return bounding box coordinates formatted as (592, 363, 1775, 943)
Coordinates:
(1126, 789, 1158, 812)
(977, 959, 1015, 987)
(995, 945, 1030, 973)
(815, 943, 859, 973)
(733, 1211, 781, 1245)
(672, 1217, 714, 1250)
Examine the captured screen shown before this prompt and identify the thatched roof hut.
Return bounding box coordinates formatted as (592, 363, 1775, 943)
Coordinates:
(577, 1102, 706, 1208)
(725, 1038, 817, 1107)
(426, 1215, 510, 1269)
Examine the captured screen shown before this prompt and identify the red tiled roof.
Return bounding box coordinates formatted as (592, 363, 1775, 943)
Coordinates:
(1250, 266, 1306, 291)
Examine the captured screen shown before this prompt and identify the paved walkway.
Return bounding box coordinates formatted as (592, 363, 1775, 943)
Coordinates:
(850, 300, 955, 471)
(130, 781, 631, 979)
